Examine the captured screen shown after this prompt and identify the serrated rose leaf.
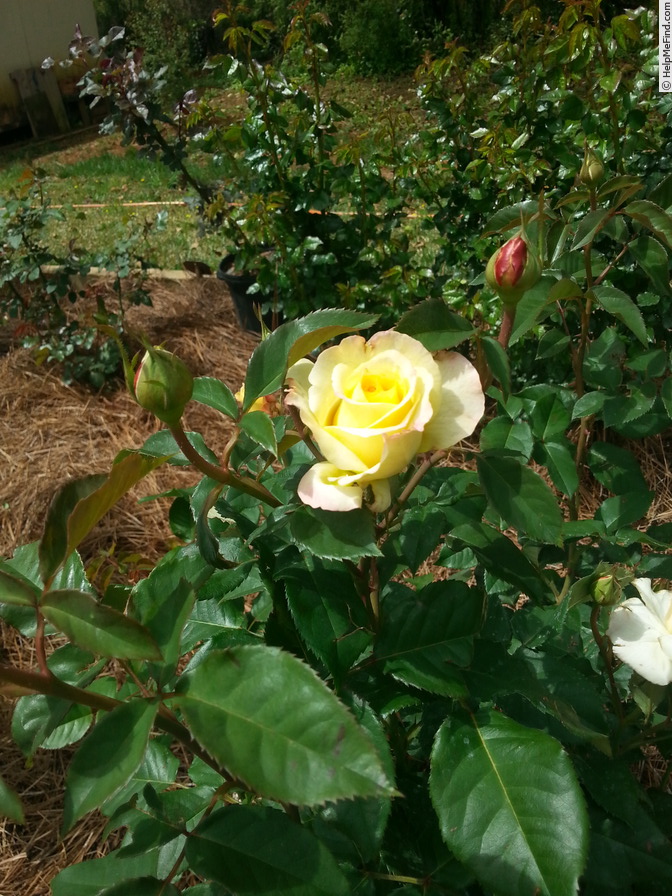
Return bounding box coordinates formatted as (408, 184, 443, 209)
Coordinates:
(173, 646, 395, 805)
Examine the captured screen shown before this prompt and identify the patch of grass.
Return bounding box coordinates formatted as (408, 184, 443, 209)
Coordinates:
(52, 151, 178, 202)
(43, 205, 226, 270)
(0, 75, 426, 271)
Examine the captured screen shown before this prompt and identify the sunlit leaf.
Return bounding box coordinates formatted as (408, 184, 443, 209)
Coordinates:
(173, 646, 395, 805)
(430, 709, 588, 896)
(41, 590, 162, 660)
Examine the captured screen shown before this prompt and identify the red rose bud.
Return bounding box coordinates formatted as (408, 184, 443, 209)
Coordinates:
(485, 233, 541, 306)
(133, 347, 193, 424)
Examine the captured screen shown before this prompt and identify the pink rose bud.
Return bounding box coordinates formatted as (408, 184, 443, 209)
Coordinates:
(485, 233, 541, 307)
(133, 347, 193, 424)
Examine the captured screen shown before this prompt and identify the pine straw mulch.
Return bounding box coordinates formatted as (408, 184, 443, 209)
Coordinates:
(0, 274, 257, 896)
(1, 277, 672, 894)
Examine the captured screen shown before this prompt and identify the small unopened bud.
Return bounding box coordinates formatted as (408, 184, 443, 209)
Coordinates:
(580, 147, 605, 187)
(485, 233, 541, 307)
(593, 574, 621, 606)
(133, 347, 193, 424)
(235, 383, 281, 416)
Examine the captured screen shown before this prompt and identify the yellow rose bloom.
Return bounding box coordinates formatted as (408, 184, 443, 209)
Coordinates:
(285, 330, 484, 512)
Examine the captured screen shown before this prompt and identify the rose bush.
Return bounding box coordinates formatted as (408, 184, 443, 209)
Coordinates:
(285, 330, 484, 512)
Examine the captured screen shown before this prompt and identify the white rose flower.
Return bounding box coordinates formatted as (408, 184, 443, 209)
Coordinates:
(607, 578, 672, 686)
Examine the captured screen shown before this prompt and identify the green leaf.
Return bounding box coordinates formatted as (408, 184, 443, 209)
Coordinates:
(477, 454, 563, 544)
(536, 328, 570, 359)
(625, 199, 672, 250)
(173, 646, 395, 805)
(243, 309, 378, 411)
(192, 376, 239, 418)
(0, 773, 25, 823)
(40, 590, 162, 660)
(138, 430, 220, 466)
(398, 504, 452, 572)
(39, 474, 106, 584)
(168, 495, 195, 541)
(132, 544, 211, 679)
(41, 702, 93, 749)
(547, 278, 583, 302)
(430, 709, 588, 896)
(538, 438, 579, 498)
(588, 441, 647, 494)
(308, 695, 394, 865)
(63, 699, 157, 832)
(288, 506, 382, 561)
(185, 805, 349, 896)
(394, 298, 475, 350)
(527, 391, 572, 441)
(482, 200, 540, 235)
(603, 381, 657, 429)
(595, 490, 654, 534)
(51, 852, 163, 896)
(628, 236, 672, 296)
(509, 278, 556, 344)
(238, 409, 277, 455)
(96, 878, 180, 896)
(285, 561, 371, 681)
(626, 347, 668, 377)
(571, 208, 612, 250)
(0, 567, 39, 606)
(447, 521, 549, 603)
(572, 391, 605, 419)
(593, 285, 648, 345)
(648, 172, 672, 211)
(662, 377, 672, 418)
(584, 806, 672, 890)
(480, 418, 533, 460)
(374, 581, 484, 696)
(480, 336, 511, 398)
(596, 175, 643, 201)
(39, 453, 167, 584)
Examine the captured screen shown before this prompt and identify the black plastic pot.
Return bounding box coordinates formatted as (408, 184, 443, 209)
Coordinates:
(217, 254, 278, 335)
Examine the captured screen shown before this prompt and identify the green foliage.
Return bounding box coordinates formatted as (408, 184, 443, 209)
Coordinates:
(3, 185, 672, 890)
(0, 169, 157, 387)
(338, 0, 419, 76)
(4, 5, 672, 896)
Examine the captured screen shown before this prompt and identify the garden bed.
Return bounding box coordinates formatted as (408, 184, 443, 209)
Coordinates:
(0, 274, 257, 896)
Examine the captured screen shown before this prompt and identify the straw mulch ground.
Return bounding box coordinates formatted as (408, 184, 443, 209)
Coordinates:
(0, 275, 257, 896)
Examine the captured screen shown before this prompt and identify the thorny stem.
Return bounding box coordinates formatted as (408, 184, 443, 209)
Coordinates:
(590, 606, 624, 724)
(0, 663, 234, 780)
(594, 242, 629, 288)
(364, 871, 431, 887)
(34, 610, 50, 677)
(574, 205, 597, 398)
(159, 788, 227, 893)
(368, 557, 380, 631)
(169, 423, 280, 507)
(384, 449, 447, 529)
(497, 305, 516, 350)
